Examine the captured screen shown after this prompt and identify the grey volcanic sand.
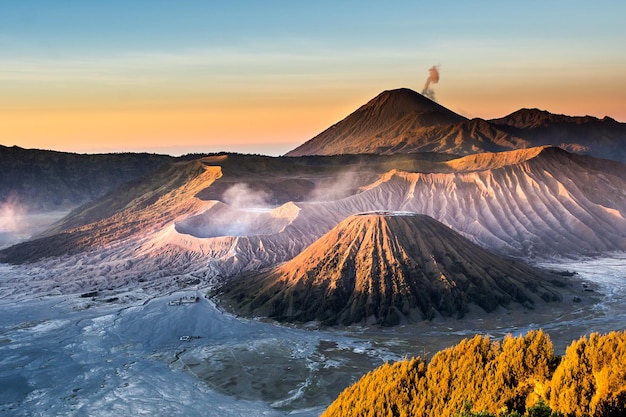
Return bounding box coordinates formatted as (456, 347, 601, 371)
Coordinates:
(172, 257, 609, 411)
(0, 254, 624, 416)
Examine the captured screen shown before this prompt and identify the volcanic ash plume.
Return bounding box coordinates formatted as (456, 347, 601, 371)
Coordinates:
(421, 65, 440, 100)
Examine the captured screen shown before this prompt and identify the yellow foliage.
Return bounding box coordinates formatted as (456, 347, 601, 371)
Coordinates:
(321, 357, 426, 417)
(323, 330, 626, 417)
(549, 330, 626, 416)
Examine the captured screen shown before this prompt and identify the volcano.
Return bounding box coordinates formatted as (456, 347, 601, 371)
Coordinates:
(3, 147, 624, 269)
(285, 88, 532, 157)
(216, 212, 565, 326)
(286, 88, 469, 156)
(286, 88, 626, 163)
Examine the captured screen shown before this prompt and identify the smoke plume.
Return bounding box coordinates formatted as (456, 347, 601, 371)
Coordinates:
(222, 183, 271, 209)
(309, 170, 365, 202)
(421, 65, 440, 101)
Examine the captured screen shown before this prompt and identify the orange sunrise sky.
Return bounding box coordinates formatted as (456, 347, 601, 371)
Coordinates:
(1, 1, 625, 156)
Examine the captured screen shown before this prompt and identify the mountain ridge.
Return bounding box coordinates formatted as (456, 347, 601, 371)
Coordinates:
(0, 145, 175, 212)
(490, 108, 626, 162)
(286, 88, 626, 163)
(2, 147, 624, 266)
(286, 88, 468, 156)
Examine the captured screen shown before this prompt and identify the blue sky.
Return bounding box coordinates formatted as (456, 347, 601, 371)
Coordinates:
(1, 1, 625, 155)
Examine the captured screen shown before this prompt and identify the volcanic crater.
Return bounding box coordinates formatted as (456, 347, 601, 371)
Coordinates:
(215, 212, 569, 326)
(175, 202, 300, 238)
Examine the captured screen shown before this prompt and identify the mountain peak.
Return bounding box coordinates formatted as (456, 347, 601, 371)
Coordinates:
(216, 212, 564, 326)
(359, 88, 461, 117)
(286, 88, 467, 157)
(490, 108, 614, 130)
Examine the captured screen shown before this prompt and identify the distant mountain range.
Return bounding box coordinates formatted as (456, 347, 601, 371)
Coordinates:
(0, 145, 175, 212)
(287, 88, 626, 163)
(3, 88, 623, 215)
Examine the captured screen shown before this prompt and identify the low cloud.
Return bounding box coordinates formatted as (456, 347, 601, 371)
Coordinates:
(310, 170, 371, 202)
(0, 196, 25, 233)
(222, 183, 271, 209)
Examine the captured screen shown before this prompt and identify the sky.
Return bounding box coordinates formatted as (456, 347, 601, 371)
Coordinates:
(1, 1, 625, 156)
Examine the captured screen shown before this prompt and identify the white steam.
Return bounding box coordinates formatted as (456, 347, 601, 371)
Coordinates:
(0, 197, 25, 234)
(309, 170, 371, 202)
(222, 183, 271, 209)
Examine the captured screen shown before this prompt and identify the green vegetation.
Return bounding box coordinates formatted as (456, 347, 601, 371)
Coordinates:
(322, 330, 626, 417)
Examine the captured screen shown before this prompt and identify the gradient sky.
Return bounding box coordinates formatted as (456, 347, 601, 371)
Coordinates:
(1, 1, 625, 156)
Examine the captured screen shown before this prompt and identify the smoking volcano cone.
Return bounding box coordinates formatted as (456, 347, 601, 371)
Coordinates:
(215, 212, 564, 326)
(286, 87, 466, 156)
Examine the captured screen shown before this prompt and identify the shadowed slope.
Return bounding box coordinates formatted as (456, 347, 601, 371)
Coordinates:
(0, 159, 222, 262)
(490, 108, 626, 163)
(286, 88, 468, 156)
(217, 212, 564, 326)
(0, 145, 173, 211)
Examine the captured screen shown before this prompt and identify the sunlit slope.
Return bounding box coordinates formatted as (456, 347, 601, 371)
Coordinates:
(322, 330, 626, 417)
(402, 147, 626, 255)
(300, 146, 626, 257)
(286, 88, 531, 157)
(0, 159, 222, 262)
(216, 212, 564, 326)
(2, 147, 624, 266)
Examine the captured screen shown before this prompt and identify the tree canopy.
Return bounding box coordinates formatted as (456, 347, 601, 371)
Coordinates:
(322, 330, 626, 417)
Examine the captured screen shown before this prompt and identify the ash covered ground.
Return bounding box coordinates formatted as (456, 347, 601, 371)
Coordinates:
(1, 252, 625, 416)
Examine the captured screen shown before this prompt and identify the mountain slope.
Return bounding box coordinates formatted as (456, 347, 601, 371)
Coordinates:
(386, 118, 529, 155)
(490, 108, 626, 163)
(286, 88, 468, 156)
(279, 147, 626, 258)
(2, 148, 624, 268)
(0, 158, 222, 262)
(0, 152, 455, 265)
(216, 212, 564, 326)
(343, 147, 626, 256)
(0, 145, 174, 211)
